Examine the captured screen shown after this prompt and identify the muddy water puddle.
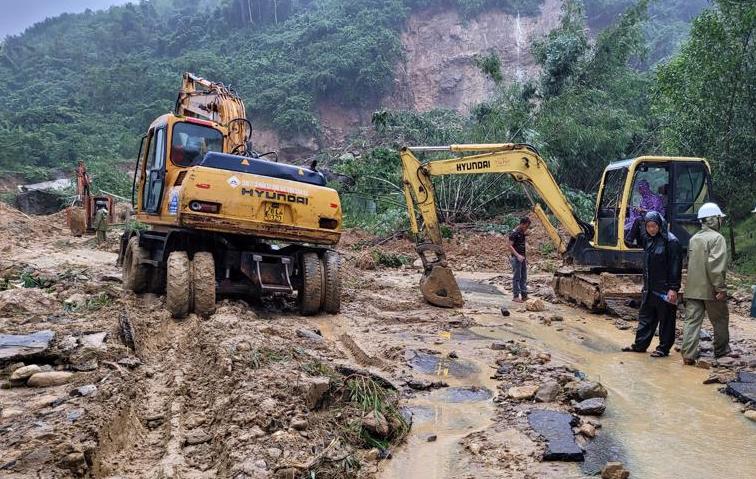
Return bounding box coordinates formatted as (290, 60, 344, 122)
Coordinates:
(471, 313, 756, 478)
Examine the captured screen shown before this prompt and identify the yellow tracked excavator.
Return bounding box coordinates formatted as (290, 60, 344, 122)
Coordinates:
(400, 143, 713, 310)
(117, 73, 342, 318)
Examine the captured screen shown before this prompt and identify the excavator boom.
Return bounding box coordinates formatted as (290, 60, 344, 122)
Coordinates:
(400, 143, 587, 307)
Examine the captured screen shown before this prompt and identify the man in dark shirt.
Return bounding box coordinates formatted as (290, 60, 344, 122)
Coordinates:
(508, 217, 531, 303)
(622, 210, 682, 357)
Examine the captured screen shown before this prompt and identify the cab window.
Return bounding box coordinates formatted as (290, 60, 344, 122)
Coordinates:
(171, 122, 223, 167)
(673, 163, 709, 216)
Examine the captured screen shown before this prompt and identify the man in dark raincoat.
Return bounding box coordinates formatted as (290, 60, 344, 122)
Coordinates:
(623, 210, 682, 357)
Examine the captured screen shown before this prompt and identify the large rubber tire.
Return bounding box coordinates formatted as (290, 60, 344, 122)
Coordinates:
(321, 250, 341, 314)
(123, 236, 149, 293)
(192, 252, 216, 317)
(166, 251, 191, 319)
(299, 252, 323, 316)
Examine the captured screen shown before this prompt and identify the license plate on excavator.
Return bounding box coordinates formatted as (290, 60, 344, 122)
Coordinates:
(264, 203, 283, 223)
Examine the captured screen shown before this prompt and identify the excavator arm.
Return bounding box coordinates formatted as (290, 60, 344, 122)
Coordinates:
(400, 143, 588, 307)
(175, 72, 251, 155)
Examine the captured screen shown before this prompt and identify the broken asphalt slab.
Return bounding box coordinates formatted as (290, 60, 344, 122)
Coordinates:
(0, 330, 54, 363)
(528, 409, 584, 461)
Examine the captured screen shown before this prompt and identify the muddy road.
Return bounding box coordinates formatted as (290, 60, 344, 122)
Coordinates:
(1, 204, 755, 478)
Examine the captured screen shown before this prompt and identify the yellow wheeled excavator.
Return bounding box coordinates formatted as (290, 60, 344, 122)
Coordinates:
(400, 143, 713, 310)
(117, 73, 342, 317)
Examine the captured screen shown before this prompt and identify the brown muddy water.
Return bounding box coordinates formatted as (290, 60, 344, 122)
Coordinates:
(467, 292, 756, 478)
(382, 273, 755, 479)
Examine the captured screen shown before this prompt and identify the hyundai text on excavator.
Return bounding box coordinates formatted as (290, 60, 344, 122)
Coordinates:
(117, 73, 342, 318)
(400, 143, 712, 310)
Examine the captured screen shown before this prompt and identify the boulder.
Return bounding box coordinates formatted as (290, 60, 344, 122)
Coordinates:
(575, 398, 606, 416)
(70, 384, 97, 397)
(535, 381, 561, 403)
(27, 371, 73, 387)
(507, 385, 539, 400)
(490, 341, 508, 351)
(566, 380, 608, 400)
(578, 423, 596, 438)
(10, 364, 42, 381)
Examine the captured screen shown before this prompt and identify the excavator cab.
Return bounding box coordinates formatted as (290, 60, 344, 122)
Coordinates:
(594, 157, 712, 253)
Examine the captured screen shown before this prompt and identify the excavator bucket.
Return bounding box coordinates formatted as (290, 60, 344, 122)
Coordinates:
(416, 244, 464, 308)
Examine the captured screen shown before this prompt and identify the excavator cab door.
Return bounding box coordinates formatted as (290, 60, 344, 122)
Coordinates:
(595, 166, 628, 247)
(668, 161, 711, 247)
(142, 127, 167, 214)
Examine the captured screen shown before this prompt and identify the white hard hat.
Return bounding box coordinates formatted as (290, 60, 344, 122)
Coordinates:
(752, 205, 756, 213)
(697, 202, 726, 219)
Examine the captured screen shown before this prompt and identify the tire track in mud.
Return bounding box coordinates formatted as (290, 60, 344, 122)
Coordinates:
(92, 312, 217, 478)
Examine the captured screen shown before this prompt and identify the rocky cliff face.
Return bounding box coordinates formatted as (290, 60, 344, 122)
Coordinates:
(254, 0, 563, 160)
(384, 0, 561, 113)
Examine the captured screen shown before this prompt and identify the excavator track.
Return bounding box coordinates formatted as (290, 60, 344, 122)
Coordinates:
(552, 267, 643, 312)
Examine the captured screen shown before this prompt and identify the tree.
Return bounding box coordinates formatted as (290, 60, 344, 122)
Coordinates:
(654, 0, 756, 221)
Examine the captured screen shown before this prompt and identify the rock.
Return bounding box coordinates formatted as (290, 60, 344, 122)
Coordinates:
(407, 379, 433, 390)
(699, 330, 712, 341)
(715, 356, 737, 367)
(535, 381, 561, 403)
(614, 319, 632, 330)
(291, 417, 308, 430)
(0, 330, 55, 362)
(696, 358, 713, 369)
(500, 306, 510, 316)
(117, 356, 142, 368)
(468, 442, 482, 455)
(578, 423, 596, 438)
(296, 375, 330, 409)
(427, 434, 437, 442)
(70, 384, 97, 397)
(570, 381, 608, 400)
(536, 352, 551, 363)
(737, 371, 756, 383)
(184, 429, 212, 446)
(275, 467, 298, 479)
(528, 410, 583, 461)
(525, 298, 546, 312)
(575, 398, 606, 416)
(27, 371, 73, 387)
(71, 359, 98, 372)
(744, 410, 756, 422)
(64, 293, 87, 307)
(726, 381, 756, 404)
(366, 448, 381, 461)
(10, 364, 42, 381)
(601, 461, 630, 479)
(362, 411, 390, 438)
(490, 341, 508, 351)
(448, 351, 458, 359)
(81, 332, 108, 349)
(66, 408, 84, 422)
(507, 384, 539, 400)
(267, 447, 283, 459)
(58, 335, 78, 352)
(551, 315, 564, 322)
(296, 328, 324, 342)
(703, 372, 736, 385)
(412, 258, 423, 269)
(61, 451, 88, 476)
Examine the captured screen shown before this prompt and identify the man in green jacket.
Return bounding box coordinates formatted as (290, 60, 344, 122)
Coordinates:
(681, 202, 730, 365)
(93, 202, 109, 245)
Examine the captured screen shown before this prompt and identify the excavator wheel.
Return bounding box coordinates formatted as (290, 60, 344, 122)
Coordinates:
(123, 236, 149, 294)
(321, 250, 341, 314)
(166, 251, 192, 319)
(299, 252, 323, 316)
(192, 252, 216, 317)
